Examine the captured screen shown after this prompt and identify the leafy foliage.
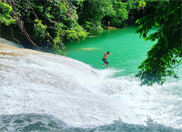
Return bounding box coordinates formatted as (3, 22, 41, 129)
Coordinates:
(3, 0, 89, 53)
(1, 0, 141, 51)
(33, 19, 47, 38)
(0, 1, 15, 25)
(109, 0, 128, 27)
(66, 23, 88, 41)
(135, 0, 181, 86)
(77, 0, 136, 34)
(77, 0, 115, 36)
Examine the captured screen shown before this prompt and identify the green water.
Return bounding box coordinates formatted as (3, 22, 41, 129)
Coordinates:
(65, 26, 158, 76)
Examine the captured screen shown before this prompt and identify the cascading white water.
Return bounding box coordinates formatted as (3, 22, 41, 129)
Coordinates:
(0, 39, 182, 131)
(0, 38, 24, 48)
(0, 41, 139, 128)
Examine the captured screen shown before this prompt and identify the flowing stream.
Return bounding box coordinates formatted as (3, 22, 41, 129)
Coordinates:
(0, 26, 182, 132)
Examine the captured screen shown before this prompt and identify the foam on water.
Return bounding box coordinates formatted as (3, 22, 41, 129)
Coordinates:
(0, 40, 182, 131)
(0, 42, 138, 128)
(1, 114, 181, 132)
(0, 38, 24, 48)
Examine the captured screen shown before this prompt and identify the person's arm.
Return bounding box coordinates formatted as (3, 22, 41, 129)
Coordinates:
(103, 52, 106, 54)
(109, 53, 113, 55)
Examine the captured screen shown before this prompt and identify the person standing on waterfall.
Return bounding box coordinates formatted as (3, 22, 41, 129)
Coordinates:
(102, 51, 112, 68)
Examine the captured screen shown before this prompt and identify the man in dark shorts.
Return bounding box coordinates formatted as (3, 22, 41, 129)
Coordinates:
(102, 51, 112, 68)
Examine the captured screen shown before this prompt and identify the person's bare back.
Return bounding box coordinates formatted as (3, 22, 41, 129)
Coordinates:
(103, 54, 109, 59)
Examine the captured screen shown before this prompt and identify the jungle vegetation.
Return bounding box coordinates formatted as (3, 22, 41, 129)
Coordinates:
(0, 0, 149, 51)
(135, 0, 181, 86)
(0, 0, 181, 86)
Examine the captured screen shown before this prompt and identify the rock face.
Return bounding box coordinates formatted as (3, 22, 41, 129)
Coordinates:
(0, 41, 138, 128)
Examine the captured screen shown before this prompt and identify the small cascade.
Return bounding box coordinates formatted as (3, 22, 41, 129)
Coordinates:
(0, 40, 139, 128)
(0, 38, 182, 131)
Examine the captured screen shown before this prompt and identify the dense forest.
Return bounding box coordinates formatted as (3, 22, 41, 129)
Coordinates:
(0, 0, 149, 50)
(0, 0, 181, 85)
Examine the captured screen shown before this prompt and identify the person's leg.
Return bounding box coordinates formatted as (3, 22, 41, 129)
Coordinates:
(106, 62, 109, 68)
(102, 59, 106, 67)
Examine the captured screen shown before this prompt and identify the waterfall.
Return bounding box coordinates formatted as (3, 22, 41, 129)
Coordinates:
(0, 40, 139, 128)
(0, 39, 182, 131)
